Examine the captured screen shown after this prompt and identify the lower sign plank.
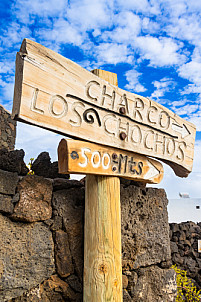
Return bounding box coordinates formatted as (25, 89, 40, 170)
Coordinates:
(58, 139, 164, 184)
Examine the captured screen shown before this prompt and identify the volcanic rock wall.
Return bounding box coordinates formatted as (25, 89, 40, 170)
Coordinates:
(0, 150, 177, 302)
(0, 105, 16, 150)
(170, 222, 201, 290)
(0, 105, 178, 301)
(0, 107, 200, 301)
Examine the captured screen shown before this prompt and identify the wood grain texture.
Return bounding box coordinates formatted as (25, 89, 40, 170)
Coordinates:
(12, 39, 196, 177)
(84, 70, 122, 301)
(91, 69, 118, 86)
(84, 175, 122, 301)
(58, 139, 164, 184)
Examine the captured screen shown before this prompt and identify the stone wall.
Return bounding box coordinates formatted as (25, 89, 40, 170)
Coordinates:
(170, 222, 201, 289)
(0, 105, 16, 151)
(0, 150, 177, 301)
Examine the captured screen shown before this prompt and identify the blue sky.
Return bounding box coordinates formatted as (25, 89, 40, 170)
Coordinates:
(1, 0, 201, 200)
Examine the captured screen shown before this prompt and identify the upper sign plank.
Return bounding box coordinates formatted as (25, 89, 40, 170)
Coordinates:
(12, 39, 196, 177)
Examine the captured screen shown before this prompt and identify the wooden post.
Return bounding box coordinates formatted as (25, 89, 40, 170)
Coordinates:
(84, 175, 122, 301)
(84, 71, 123, 301)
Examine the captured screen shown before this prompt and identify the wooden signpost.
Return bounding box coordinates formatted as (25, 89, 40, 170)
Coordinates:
(12, 39, 196, 302)
(58, 139, 164, 184)
(83, 71, 122, 301)
(12, 39, 196, 177)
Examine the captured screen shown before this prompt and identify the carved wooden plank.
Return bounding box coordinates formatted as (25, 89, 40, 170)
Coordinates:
(84, 175, 122, 301)
(12, 39, 196, 177)
(58, 139, 164, 184)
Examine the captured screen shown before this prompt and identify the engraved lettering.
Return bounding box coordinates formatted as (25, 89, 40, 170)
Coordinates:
(101, 85, 115, 107)
(85, 80, 100, 102)
(118, 154, 128, 174)
(137, 162, 143, 175)
(128, 158, 143, 175)
(154, 134, 165, 153)
(131, 125, 142, 144)
(144, 130, 154, 150)
(159, 111, 170, 129)
(147, 106, 157, 124)
(118, 119, 129, 141)
(83, 108, 101, 126)
(79, 148, 91, 168)
(116, 94, 129, 113)
(103, 114, 118, 137)
(166, 138, 176, 156)
(69, 101, 85, 127)
(30, 88, 44, 115)
(128, 157, 137, 174)
(132, 97, 144, 121)
(176, 142, 186, 161)
(102, 153, 110, 170)
(49, 95, 68, 118)
(91, 151, 101, 168)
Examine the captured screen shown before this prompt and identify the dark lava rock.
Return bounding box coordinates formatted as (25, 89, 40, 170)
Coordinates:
(32, 152, 70, 179)
(0, 148, 28, 175)
(53, 178, 83, 191)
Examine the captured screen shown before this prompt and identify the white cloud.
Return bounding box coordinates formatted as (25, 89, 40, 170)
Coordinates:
(116, 0, 160, 15)
(66, 0, 113, 32)
(12, 0, 66, 22)
(166, 14, 201, 48)
(179, 61, 201, 85)
(135, 36, 186, 67)
(0, 22, 32, 49)
(125, 69, 146, 92)
(171, 99, 189, 108)
(102, 12, 141, 44)
(150, 77, 176, 100)
(37, 19, 84, 46)
(2, 81, 15, 106)
(92, 29, 101, 38)
(178, 49, 201, 96)
(160, 0, 187, 17)
(0, 75, 15, 110)
(181, 84, 201, 95)
(173, 103, 198, 116)
(188, 113, 201, 131)
(94, 43, 134, 65)
(0, 61, 14, 74)
(142, 17, 160, 34)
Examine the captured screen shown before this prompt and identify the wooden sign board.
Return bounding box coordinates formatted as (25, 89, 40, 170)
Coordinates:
(58, 139, 164, 184)
(12, 39, 196, 177)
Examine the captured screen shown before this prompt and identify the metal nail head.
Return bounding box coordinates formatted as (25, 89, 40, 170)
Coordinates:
(112, 153, 118, 159)
(70, 151, 79, 160)
(119, 107, 126, 114)
(120, 132, 127, 140)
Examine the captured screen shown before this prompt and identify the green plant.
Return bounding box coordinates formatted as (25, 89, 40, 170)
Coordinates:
(27, 158, 35, 175)
(172, 264, 201, 301)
